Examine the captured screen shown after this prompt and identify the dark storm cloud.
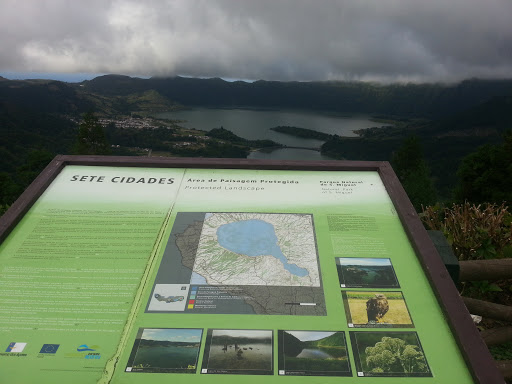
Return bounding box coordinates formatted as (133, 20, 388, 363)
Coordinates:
(1, 0, 511, 82)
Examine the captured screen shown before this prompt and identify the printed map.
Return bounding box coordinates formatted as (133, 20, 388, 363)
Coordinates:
(149, 212, 326, 315)
(192, 213, 320, 287)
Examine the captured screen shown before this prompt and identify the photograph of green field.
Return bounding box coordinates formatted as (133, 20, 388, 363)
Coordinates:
(126, 328, 202, 373)
(278, 330, 351, 376)
(350, 331, 432, 377)
(343, 291, 413, 327)
(201, 329, 273, 375)
(336, 257, 400, 288)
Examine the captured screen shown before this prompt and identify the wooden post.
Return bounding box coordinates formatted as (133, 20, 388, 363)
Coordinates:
(459, 259, 512, 282)
(496, 361, 512, 380)
(481, 327, 512, 346)
(463, 297, 512, 322)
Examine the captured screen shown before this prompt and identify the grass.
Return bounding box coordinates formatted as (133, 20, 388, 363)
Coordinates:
(347, 298, 412, 325)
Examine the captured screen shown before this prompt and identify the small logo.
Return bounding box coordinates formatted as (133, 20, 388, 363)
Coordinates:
(77, 344, 98, 352)
(40, 344, 60, 354)
(5, 342, 27, 353)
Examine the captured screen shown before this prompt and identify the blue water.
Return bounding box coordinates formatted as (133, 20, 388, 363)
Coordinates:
(216, 219, 308, 277)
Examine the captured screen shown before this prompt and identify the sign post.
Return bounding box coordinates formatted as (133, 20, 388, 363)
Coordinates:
(0, 155, 503, 383)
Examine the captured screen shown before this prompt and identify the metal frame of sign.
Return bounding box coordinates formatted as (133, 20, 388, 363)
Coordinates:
(0, 155, 504, 383)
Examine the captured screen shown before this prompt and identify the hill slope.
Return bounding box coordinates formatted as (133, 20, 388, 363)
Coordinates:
(82, 75, 512, 118)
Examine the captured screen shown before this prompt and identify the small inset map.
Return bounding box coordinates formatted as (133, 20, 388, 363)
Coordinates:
(193, 213, 320, 287)
(148, 284, 190, 311)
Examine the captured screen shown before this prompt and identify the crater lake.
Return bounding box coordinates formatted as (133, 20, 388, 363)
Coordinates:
(155, 108, 378, 160)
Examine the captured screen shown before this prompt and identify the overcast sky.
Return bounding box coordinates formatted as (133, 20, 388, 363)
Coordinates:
(1, 0, 512, 83)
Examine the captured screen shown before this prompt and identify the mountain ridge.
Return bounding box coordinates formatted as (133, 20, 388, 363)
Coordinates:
(80, 75, 512, 118)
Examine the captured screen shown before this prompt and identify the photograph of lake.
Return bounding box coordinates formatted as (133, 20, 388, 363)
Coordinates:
(126, 328, 202, 374)
(155, 108, 378, 160)
(278, 330, 351, 376)
(336, 257, 400, 288)
(201, 329, 273, 375)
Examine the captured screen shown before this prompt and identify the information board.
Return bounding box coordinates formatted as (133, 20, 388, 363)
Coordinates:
(0, 156, 502, 383)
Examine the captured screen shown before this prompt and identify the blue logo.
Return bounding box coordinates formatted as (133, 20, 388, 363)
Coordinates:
(40, 344, 60, 354)
(77, 344, 97, 352)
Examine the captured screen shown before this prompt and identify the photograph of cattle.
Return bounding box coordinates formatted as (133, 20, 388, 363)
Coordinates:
(201, 329, 273, 375)
(342, 291, 414, 328)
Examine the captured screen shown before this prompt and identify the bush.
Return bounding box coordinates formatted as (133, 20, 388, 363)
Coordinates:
(421, 202, 512, 260)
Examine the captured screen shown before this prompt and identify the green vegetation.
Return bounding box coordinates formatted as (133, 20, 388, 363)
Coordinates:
(270, 126, 332, 140)
(391, 136, 437, 211)
(1, 74, 511, 367)
(106, 125, 261, 158)
(489, 342, 512, 361)
(283, 331, 346, 356)
(421, 202, 512, 261)
(0, 101, 77, 209)
(281, 331, 349, 373)
(83, 75, 512, 118)
(304, 332, 345, 348)
(282, 331, 304, 356)
(321, 107, 508, 201)
(346, 292, 403, 300)
(455, 132, 512, 204)
(421, 202, 512, 315)
(207, 127, 281, 148)
(82, 89, 181, 116)
(365, 336, 428, 374)
(74, 112, 110, 155)
(340, 264, 398, 287)
(283, 356, 347, 372)
(347, 297, 412, 325)
(1, 74, 512, 214)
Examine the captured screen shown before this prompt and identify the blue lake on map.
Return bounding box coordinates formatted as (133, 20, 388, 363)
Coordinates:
(216, 219, 308, 277)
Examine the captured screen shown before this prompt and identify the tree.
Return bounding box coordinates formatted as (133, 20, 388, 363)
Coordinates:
(0, 172, 20, 206)
(74, 111, 110, 155)
(455, 131, 512, 204)
(391, 136, 437, 211)
(16, 149, 55, 188)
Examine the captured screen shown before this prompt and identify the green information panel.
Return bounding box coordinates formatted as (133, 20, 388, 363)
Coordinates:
(0, 162, 480, 383)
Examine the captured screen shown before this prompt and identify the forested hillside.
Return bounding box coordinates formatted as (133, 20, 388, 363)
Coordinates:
(0, 101, 77, 206)
(1, 75, 512, 210)
(83, 75, 512, 118)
